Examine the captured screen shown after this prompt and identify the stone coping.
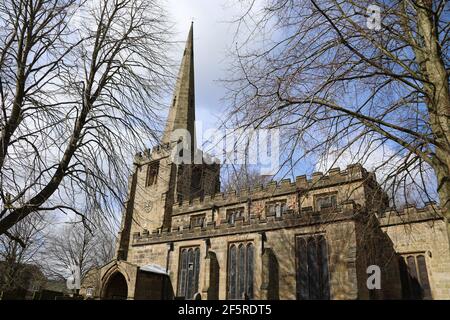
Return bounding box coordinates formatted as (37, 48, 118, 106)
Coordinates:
(378, 202, 443, 226)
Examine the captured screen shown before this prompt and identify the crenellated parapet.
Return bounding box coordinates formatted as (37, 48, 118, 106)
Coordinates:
(133, 143, 173, 165)
(172, 164, 371, 215)
(132, 203, 360, 246)
(378, 202, 443, 226)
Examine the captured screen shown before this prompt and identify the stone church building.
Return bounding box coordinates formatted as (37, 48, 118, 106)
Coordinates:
(80, 24, 450, 300)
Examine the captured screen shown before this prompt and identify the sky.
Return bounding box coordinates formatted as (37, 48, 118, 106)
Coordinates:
(165, 0, 286, 179)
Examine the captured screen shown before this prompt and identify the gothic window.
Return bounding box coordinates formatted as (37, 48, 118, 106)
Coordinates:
(315, 193, 337, 211)
(295, 234, 330, 300)
(399, 254, 432, 299)
(226, 207, 244, 225)
(177, 247, 200, 299)
(266, 200, 287, 217)
(146, 161, 159, 187)
(190, 214, 205, 228)
(227, 242, 254, 299)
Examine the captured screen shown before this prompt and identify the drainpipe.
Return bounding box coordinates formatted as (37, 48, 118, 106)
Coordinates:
(259, 231, 266, 254)
(166, 242, 174, 273)
(163, 242, 174, 300)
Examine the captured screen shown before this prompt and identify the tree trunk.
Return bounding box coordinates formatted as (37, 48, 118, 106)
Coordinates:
(416, 0, 450, 242)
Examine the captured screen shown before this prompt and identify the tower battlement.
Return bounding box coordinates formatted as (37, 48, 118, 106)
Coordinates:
(378, 202, 442, 225)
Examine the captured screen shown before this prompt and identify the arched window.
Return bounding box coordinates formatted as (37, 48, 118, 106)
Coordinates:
(295, 234, 330, 300)
(146, 161, 159, 186)
(399, 253, 432, 299)
(227, 242, 254, 299)
(226, 207, 244, 225)
(416, 255, 431, 299)
(177, 247, 200, 299)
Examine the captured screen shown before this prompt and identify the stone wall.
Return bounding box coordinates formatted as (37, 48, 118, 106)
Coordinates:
(379, 205, 450, 299)
(129, 206, 370, 300)
(355, 213, 402, 299)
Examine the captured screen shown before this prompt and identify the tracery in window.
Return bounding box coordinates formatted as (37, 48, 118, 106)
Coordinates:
(226, 207, 244, 225)
(228, 242, 254, 299)
(399, 253, 431, 299)
(295, 234, 330, 300)
(177, 247, 200, 299)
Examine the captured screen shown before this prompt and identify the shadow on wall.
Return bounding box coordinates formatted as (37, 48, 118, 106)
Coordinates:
(104, 272, 128, 300)
(264, 248, 280, 300)
(207, 251, 220, 300)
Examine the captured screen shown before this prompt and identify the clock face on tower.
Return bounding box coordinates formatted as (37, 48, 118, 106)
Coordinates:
(143, 200, 153, 213)
(143, 193, 158, 214)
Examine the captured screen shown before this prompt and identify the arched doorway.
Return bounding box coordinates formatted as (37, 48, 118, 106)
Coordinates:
(103, 272, 128, 300)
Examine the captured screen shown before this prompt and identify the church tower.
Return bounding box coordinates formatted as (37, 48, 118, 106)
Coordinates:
(116, 24, 220, 261)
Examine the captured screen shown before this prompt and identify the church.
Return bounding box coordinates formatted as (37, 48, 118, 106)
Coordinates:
(80, 24, 450, 300)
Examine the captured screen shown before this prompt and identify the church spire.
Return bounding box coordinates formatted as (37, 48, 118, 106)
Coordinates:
(162, 22, 196, 150)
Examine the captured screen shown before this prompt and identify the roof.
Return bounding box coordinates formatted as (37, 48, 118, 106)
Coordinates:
(139, 264, 168, 275)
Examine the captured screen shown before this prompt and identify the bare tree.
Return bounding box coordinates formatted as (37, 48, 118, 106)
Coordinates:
(88, 213, 117, 267)
(224, 1, 450, 233)
(42, 220, 115, 282)
(221, 164, 272, 192)
(0, 0, 173, 235)
(0, 214, 47, 293)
